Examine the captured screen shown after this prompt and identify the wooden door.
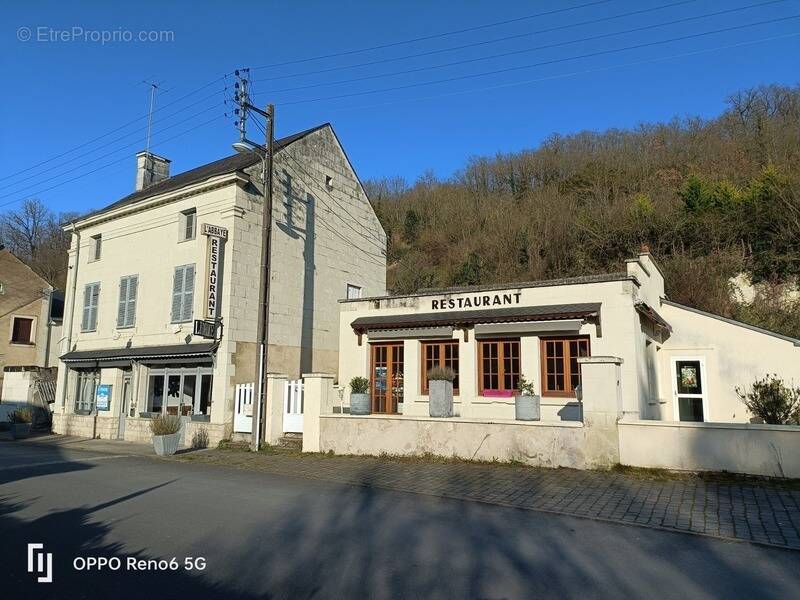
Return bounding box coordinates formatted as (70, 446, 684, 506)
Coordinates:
(370, 343, 404, 414)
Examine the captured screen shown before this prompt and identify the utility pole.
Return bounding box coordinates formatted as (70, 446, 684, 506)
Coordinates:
(231, 68, 275, 451)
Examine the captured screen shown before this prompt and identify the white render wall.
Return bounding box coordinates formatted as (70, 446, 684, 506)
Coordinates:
(656, 302, 800, 423)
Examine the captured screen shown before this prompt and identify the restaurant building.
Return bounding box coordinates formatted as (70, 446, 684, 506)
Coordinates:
(53, 123, 386, 445)
(337, 252, 800, 425)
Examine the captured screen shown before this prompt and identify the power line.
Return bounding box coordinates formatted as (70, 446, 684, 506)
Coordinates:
(250, 0, 615, 70)
(0, 113, 227, 211)
(316, 32, 799, 115)
(0, 73, 232, 185)
(255, 0, 704, 83)
(0, 91, 228, 195)
(273, 14, 800, 107)
(257, 1, 788, 96)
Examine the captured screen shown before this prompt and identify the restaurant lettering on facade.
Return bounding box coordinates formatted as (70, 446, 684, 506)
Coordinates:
(431, 292, 522, 311)
(202, 223, 227, 320)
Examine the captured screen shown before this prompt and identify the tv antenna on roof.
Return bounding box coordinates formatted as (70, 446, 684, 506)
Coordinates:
(141, 79, 165, 154)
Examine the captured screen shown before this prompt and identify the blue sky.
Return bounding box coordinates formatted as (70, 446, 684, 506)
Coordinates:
(1, 0, 798, 217)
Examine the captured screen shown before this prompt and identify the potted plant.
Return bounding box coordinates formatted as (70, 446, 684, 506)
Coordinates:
(149, 414, 183, 456)
(428, 366, 455, 417)
(349, 377, 371, 415)
(516, 376, 540, 421)
(8, 408, 33, 439)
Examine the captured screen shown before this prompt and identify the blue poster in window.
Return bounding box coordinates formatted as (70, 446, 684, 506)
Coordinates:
(96, 385, 111, 411)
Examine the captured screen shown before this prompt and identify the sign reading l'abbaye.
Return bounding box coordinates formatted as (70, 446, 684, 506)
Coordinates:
(202, 223, 227, 320)
(431, 292, 522, 310)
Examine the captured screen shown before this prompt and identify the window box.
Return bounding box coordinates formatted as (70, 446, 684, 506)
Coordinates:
(483, 389, 514, 398)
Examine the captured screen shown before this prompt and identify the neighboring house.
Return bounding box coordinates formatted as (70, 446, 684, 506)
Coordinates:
(338, 251, 800, 425)
(0, 247, 63, 402)
(53, 123, 386, 445)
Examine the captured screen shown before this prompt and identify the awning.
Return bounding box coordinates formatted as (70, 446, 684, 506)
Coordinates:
(60, 343, 216, 368)
(351, 303, 601, 334)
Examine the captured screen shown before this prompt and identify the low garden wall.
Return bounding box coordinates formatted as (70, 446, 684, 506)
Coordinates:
(619, 419, 800, 478)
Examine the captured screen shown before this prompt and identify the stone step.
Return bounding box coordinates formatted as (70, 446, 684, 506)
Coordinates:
(277, 433, 303, 450)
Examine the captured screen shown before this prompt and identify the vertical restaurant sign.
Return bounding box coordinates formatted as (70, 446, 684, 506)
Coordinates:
(202, 223, 228, 320)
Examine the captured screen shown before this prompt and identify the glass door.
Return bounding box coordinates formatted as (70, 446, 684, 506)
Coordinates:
(672, 358, 707, 422)
(370, 343, 404, 414)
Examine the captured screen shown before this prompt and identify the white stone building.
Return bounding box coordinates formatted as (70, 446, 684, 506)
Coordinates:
(53, 124, 386, 445)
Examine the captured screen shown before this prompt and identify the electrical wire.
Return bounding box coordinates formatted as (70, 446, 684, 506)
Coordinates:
(254, 0, 707, 83)
(256, 1, 788, 95)
(249, 0, 615, 70)
(271, 14, 800, 107)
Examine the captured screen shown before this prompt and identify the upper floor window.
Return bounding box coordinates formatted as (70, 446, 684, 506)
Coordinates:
(180, 209, 197, 241)
(81, 282, 100, 332)
(0, 281, 5, 294)
(90, 234, 102, 261)
(346, 284, 362, 299)
(171, 264, 195, 323)
(540, 336, 590, 397)
(117, 275, 139, 328)
(11, 317, 34, 344)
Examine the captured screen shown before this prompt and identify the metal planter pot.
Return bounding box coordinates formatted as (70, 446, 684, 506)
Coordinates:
(350, 393, 371, 415)
(429, 380, 454, 417)
(152, 432, 181, 456)
(10, 423, 32, 439)
(515, 394, 541, 421)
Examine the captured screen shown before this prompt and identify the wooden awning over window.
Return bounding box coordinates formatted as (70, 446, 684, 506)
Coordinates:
(351, 303, 601, 335)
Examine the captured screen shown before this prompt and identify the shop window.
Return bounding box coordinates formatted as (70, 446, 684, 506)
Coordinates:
(146, 367, 213, 416)
(74, 371, 97, 413)
(11, 317, 34, 344)
(478, 339, 520, 394)
(540, 336, 590, 397)
(421, 340, 459, 394)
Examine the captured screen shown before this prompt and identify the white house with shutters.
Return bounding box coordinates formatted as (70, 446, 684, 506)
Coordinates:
(53, 123, 386, 446)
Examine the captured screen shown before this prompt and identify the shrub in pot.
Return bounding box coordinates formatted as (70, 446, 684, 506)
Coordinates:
(515, 376, 540, 421)
(428, 366, 455, 418)
(149, 414, 183, 456)
(8, 408, 33, 439)
(349, 377, 371, 415)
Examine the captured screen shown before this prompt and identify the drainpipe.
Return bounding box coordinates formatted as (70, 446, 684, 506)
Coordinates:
(58, 223, 80, 410)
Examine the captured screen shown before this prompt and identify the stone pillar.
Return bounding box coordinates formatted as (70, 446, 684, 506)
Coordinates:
(577, 356, 624, 467)
(265, 373, 288, 445)
(301, 372, 335, 453)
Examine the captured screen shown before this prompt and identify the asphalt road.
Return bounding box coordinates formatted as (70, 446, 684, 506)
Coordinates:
(1, 440, 798, 600)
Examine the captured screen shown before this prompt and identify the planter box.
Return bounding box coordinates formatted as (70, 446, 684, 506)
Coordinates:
(429, 380, 454, 417)
(515, 394, 541, 421)
(10, 423, 32, 439)
(350, 393, 371, 415)
(152, 432, 181, 456)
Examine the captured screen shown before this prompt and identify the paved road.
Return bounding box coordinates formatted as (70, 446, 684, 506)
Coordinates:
(1, 441, 798, 599)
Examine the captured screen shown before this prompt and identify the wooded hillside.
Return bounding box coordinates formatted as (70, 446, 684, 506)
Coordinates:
(365, 84, 800, 338)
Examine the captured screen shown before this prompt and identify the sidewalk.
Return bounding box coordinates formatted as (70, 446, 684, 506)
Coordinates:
(174, 448, 800, 551)
(0, 433, 157, 456)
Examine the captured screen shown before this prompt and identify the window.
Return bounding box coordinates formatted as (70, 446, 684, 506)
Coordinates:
(81, 282, 100, 332)
(421, 340, 459, 394)
(346, 284, 362, 299)
(74, 370, 97, 413)
(11, 317, 34, 344)
(180, 209, 197, 241)
(479, 339, 520, 394)
(540, 336, 590, 397)
(0, 281, 5, 294)
(146, 367, 213, 416)
(117, 275, 138, 328)
(91, 234, 102, 261)
(673, 358, 707, 422)
(171, 264, 195, 323)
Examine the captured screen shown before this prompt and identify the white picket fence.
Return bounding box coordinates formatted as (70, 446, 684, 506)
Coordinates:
(233, 379, 304, 434)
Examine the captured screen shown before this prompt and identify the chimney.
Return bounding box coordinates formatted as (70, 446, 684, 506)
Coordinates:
(135, 151, 171, 191)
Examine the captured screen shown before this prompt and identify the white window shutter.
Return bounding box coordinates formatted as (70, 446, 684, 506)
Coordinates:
(127, 276, 138, 327)
(117, 278, 129, 327)
(182, 264, 195, 322)
(89, 284, 100, 331)
(82, 285, 91, 331)
(171, 267, 185, 323)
